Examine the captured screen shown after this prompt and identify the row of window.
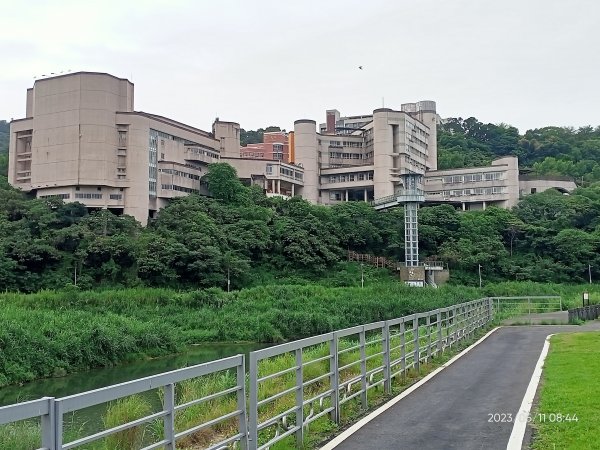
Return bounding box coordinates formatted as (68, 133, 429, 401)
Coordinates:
(161, 184, 199, 193)
(40, 193, 70, 199)
(327, 172, 374, 183)
(404, 155, 426, 172)
(241, 151, 265, 158)
(40, 193, 123, 200)
(329, 152, 366, 160)
(441, 187, 506, 197)
(75, 193, 103, 199)
(442, 172, 503, 184)
(328, 141, 363, 148)
(187, 147, 220, 159)
(266, 165, 304, 180)
(159, 168, 201, 180)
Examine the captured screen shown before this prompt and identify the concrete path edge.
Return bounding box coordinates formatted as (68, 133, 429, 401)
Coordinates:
(506, 333, 554, 450)
(319, 326, 501, 450)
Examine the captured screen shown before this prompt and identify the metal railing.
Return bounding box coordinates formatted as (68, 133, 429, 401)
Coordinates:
(0, 397, 55, 450)
(1, 298, 495, 450)
(248, 297, 492, 449)
(491, 296, 562, 323)
(0, 355, 247, 450)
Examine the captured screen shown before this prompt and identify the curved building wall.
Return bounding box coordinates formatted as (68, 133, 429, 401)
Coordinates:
(372, 109, 395, 199)
(293, 120, 319, 203)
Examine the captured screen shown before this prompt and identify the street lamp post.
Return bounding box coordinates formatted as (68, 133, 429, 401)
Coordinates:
(361, 263, 364, 289)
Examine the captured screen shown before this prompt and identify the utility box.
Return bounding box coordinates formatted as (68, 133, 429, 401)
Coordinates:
(399, 265, 425, 287)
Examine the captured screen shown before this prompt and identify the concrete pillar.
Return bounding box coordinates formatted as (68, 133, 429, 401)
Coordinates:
(483, 201, 487, 210)
(364, 188, 367, 202)
(462, 202, 466, 211)
(292, 184, 295, 196)
(294, 120, 319, 203)
(345, 189, 349, 201)
(277, 179, 281, 194)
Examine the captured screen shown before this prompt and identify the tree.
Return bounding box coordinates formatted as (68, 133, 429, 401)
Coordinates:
(203, 163, 248, 203)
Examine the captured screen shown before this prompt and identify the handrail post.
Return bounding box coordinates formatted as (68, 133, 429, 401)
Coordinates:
(329, 336, 340, 424)
(295, 348, 304, 446)
(164, 383, 176, 450)
(400, 319, 406, 381)
(41, 397, 55, 450)
(426, 314, 432, 362)
(248, 352, 258, 450)
(383, 322, 391, 395)
(54, 400, 63, 450)
(359, 329, 368, 409)
(237, 357, 249, 450)
(413, 317, 420, 373)
(437, 310, 442, 354)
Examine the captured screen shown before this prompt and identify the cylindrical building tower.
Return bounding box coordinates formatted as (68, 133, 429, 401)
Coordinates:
(293, 119, 319, 204)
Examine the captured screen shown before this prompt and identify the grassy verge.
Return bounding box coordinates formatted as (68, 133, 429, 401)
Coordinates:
(531, 332, 600, 450)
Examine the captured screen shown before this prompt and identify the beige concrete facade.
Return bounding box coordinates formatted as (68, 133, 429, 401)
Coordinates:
(425, 157, 520, 210)
(9, 72, 223, 225)
(295, 104, 577, 210)
(9, 74, 577, 226)
(295, 102, 436, 205)
(223, 157, 304, 198)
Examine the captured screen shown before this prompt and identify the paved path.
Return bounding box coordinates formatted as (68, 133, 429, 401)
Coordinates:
(502, 311, 568, 325)
(331, 323, 600, 450)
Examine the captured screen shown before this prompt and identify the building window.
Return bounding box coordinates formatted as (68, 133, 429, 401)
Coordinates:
(329, 191, 342, 201)
(75, 193, 103, 199)
(109, 194, 123, 200)
(40, 193, 70, 200)
(149, 130, 159, 197)
(531, 188, 537, 194)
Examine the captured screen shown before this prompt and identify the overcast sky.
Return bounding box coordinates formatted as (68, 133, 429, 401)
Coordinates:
(1, 0, 598, 133)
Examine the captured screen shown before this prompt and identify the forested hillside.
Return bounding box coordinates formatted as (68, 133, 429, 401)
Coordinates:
(0, 120, 8, 177)
(1, 116, 600, 291)
(240, 125, 284, 146)
(1, 161, 600, 292)
(438, 118, 600, 182)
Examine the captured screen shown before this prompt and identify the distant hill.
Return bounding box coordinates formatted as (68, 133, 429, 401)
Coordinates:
(0, 120, 8, 154)
(439, 118, 600, 183)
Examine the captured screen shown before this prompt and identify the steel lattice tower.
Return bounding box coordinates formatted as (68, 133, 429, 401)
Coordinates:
(402, 174, 422, 267)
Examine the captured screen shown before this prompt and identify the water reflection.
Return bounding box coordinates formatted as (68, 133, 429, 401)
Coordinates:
(0, 343, 267, 407)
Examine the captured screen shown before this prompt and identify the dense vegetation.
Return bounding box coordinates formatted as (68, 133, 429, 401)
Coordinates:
(240, 125, 284, 146)
(438, 117, 600, 182)
(0, 120, 8, 177)
(1, 159, 600, 291)
(1, 280, 597, 387)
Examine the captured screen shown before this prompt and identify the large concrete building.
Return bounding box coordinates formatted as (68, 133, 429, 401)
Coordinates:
(8, 72, 306, 224)
(293, 103, 577, 209)
(8, 73, 575, 227)
(9, 72, 229, 224)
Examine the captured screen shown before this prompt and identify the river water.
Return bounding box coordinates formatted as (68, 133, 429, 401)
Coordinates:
(0, 343, 267, 435)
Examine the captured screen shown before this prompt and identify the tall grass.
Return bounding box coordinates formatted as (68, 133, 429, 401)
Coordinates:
(0, 421, 40, 450)
(1, 279, 597, 387)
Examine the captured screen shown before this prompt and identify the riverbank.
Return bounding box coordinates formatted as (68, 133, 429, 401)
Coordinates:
(0, 279, 597, 387)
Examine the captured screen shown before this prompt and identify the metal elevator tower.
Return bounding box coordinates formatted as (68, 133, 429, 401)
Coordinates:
(399, 173, 424, 266)
(371, 172, 425, 266)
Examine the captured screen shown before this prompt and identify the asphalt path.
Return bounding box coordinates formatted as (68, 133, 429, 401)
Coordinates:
(332, 324, 599, 450)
